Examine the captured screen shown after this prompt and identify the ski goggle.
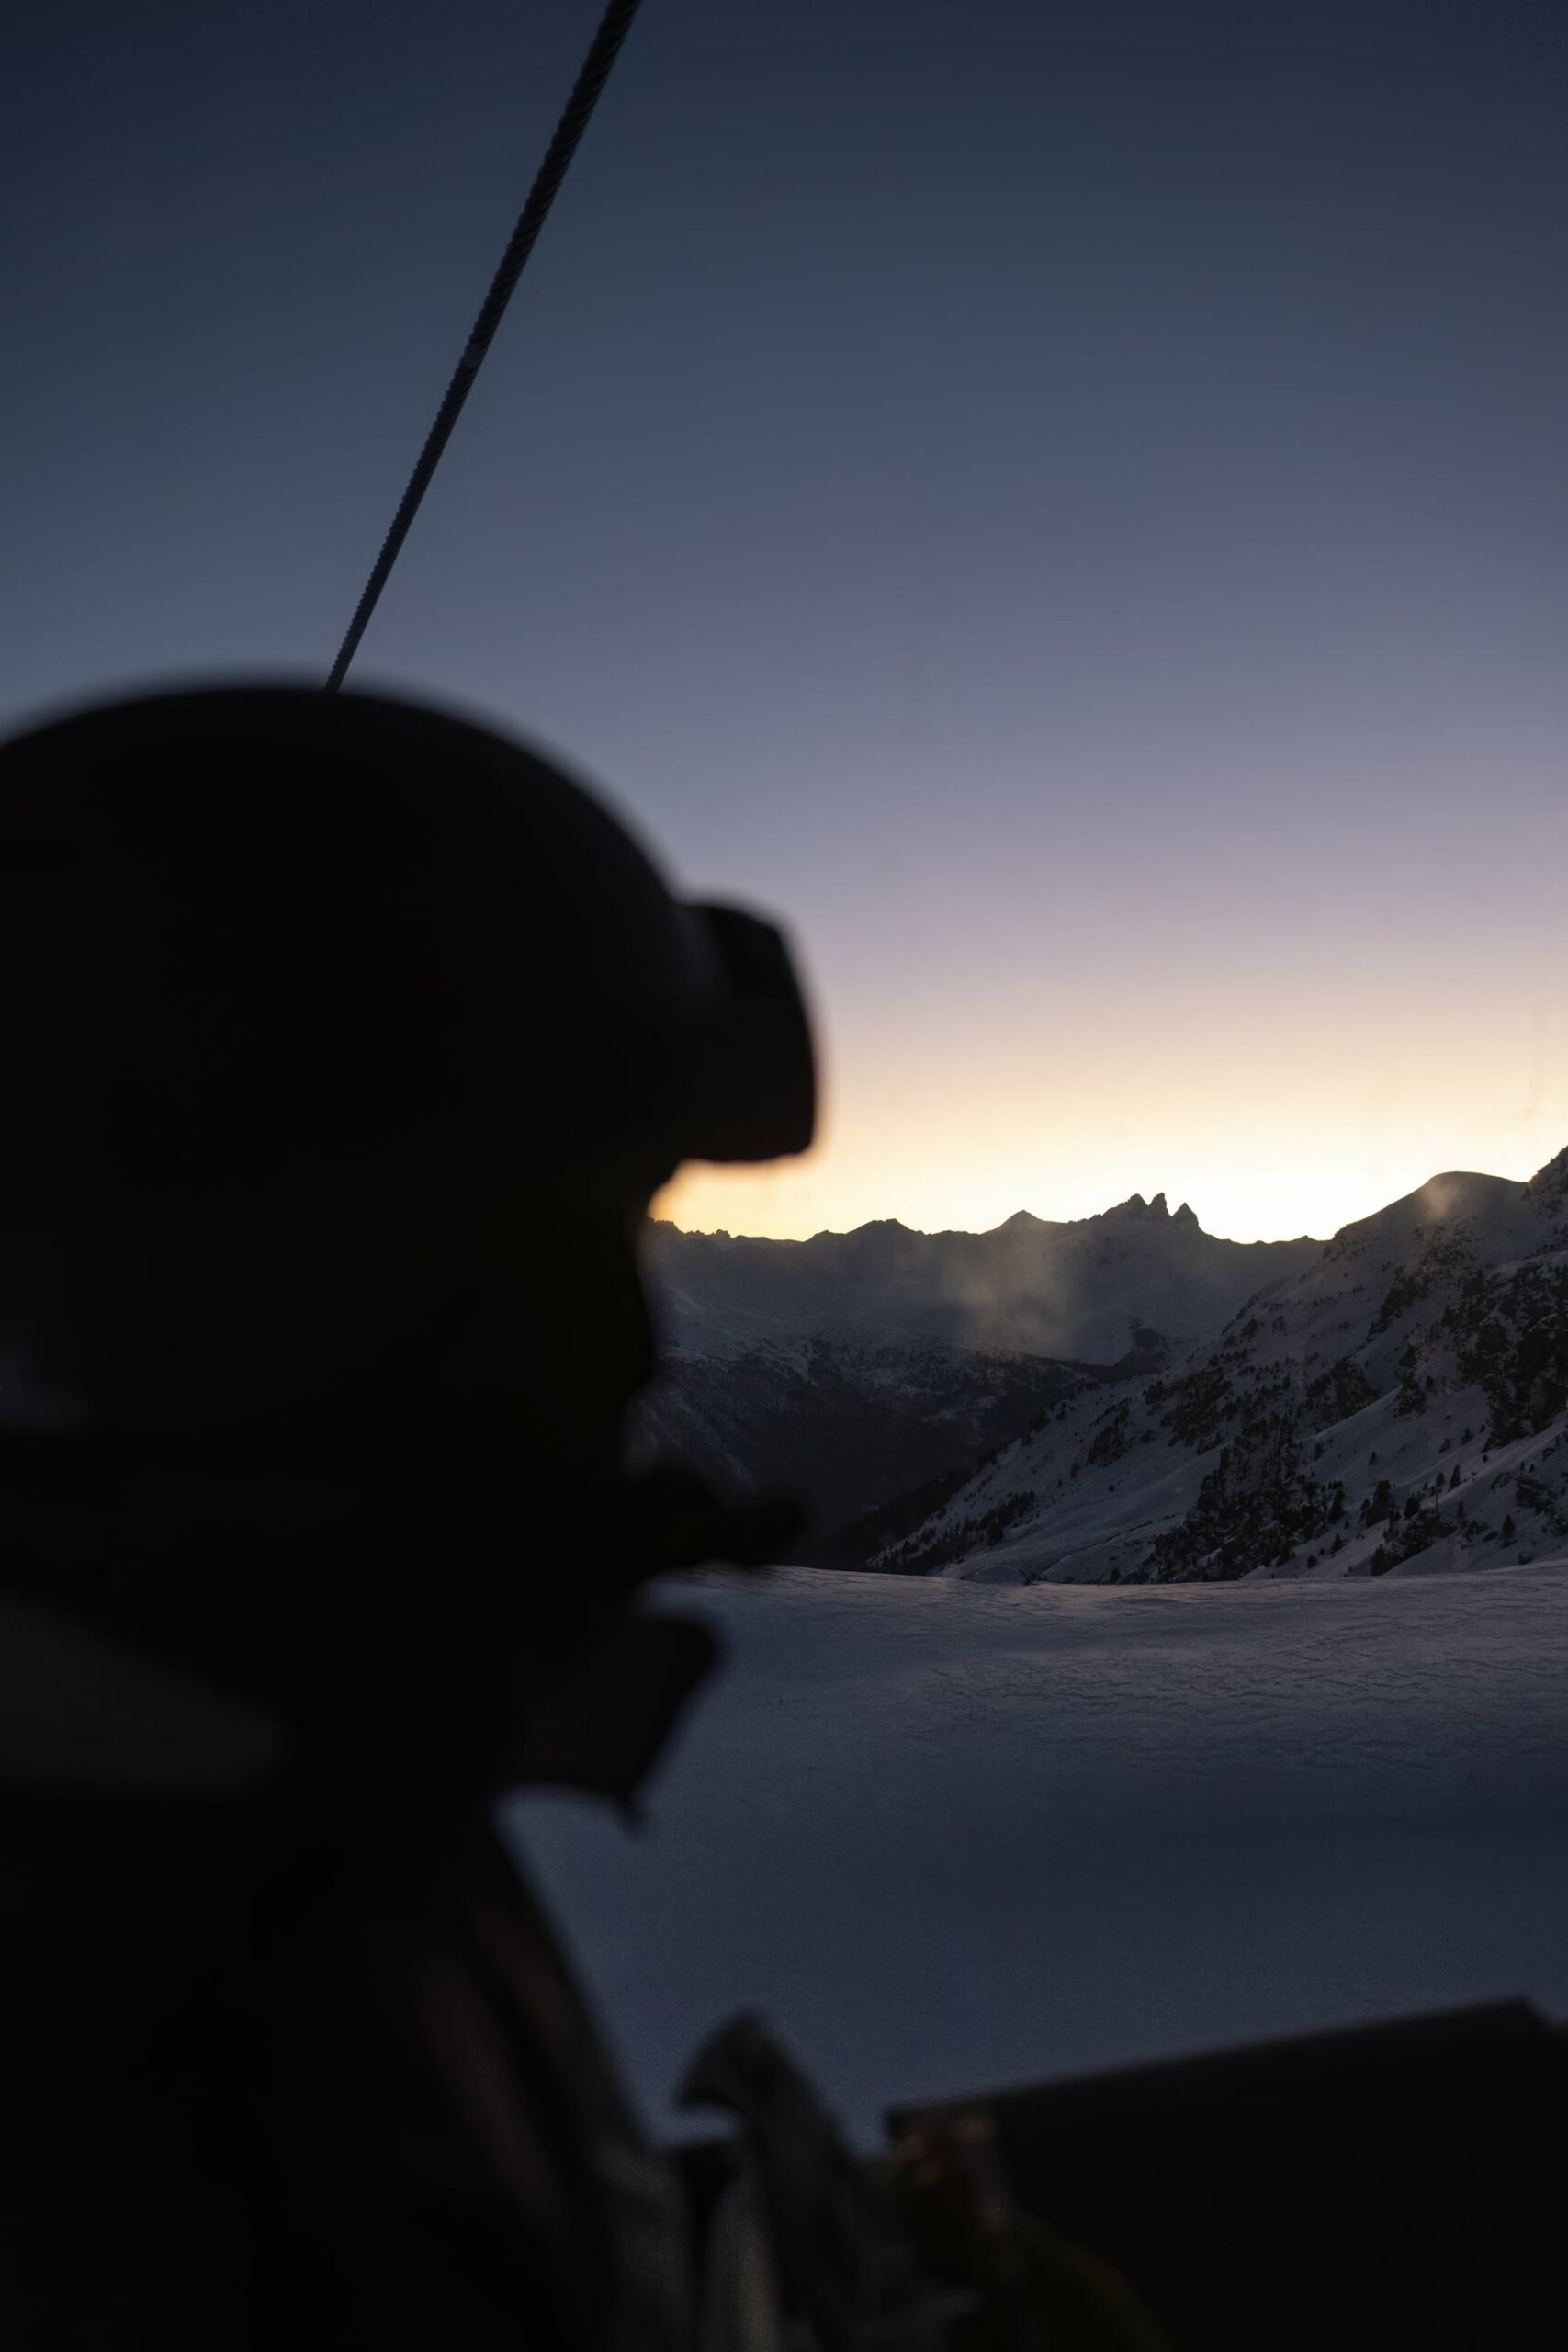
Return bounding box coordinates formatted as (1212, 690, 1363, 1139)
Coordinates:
(678, 899, 816, 1166)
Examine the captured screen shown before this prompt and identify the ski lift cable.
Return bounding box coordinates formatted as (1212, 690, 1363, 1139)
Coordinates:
(325, 0, 646, 693)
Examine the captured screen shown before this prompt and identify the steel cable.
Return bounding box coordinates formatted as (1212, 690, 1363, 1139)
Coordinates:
(326, 0, 645, 691)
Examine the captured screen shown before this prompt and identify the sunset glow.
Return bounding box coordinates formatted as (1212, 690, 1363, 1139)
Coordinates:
(5, 4, 1565, 1248)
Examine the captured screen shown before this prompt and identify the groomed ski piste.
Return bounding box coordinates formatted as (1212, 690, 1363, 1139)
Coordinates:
(507, 1561, 1568, 2146)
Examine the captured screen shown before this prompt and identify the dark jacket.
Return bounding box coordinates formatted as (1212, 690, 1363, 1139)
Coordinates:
(0, 1417, 750, 2350)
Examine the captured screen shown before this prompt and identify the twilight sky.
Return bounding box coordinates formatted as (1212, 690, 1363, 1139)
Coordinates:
(3, 0, 1565, 1242)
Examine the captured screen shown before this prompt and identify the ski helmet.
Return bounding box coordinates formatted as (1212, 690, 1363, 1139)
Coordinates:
(0, 684, 816, 1223)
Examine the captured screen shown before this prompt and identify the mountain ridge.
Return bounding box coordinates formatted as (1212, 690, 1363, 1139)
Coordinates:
(654, 1185, 1315, 1249)
(860, 1148, 1568, 1584)
(646, 1190, 1324, 1369)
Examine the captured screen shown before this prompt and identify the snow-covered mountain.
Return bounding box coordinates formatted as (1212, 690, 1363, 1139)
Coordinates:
(645, 1193, 1321, 1363)
(635, 1193, 1323, 1554)
(871, 1148, 1568, 1584)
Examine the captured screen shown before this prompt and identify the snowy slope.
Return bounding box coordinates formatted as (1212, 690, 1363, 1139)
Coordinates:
(508, 1562, 1568, 2144)
(872, 1148, 1568, 1583)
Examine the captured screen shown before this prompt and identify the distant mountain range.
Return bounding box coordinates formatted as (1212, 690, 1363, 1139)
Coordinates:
(635, 1156, 1568, 1579)
(645, 1192, 1321, 1363)
(635, 1191, 1322, 1555)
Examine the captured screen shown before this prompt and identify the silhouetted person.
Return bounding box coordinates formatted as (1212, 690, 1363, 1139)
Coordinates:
(0, 685, 814, 2348)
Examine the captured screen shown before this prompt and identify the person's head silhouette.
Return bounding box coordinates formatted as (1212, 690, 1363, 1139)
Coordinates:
(0, 684, 814, 1812)
(0, 683, 812, 1448)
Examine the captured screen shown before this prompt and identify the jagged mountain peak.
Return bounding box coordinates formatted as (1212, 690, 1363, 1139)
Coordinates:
(1089, 1188, 1190, 1227)
(1000, 1193, 1183, 1234)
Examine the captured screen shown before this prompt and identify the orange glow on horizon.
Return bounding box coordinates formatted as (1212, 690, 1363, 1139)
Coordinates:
(655, 1124, 1552, 1247)
(657, 1033, 1566, 1246)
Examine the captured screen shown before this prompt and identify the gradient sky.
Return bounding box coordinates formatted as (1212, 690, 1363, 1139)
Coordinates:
(4, 0, 1565, 1242)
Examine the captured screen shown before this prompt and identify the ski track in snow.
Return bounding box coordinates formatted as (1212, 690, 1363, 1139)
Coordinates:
(504, 1564, 1568, 2146)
